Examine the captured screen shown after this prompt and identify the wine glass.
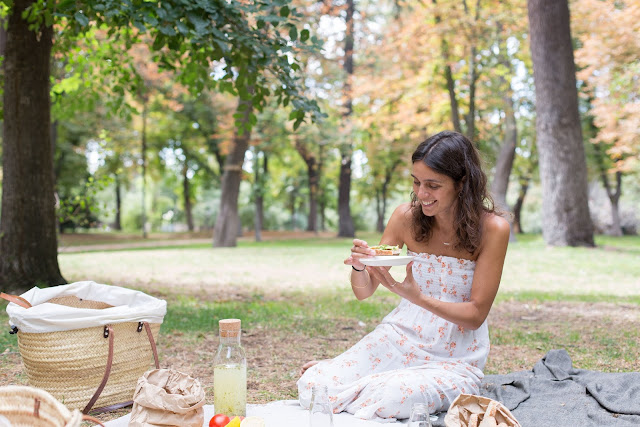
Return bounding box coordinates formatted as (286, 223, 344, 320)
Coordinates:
(309, 385, 334, 427)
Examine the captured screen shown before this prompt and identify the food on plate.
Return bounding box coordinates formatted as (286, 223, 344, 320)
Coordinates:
(370, 244, 401, 256)
(240, 417, 266, 427)
(209, 413, 230, 427)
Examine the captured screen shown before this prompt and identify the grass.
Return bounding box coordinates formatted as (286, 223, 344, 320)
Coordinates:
(1, 232, 639, 422)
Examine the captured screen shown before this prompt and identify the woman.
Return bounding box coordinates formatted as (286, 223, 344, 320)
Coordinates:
(297, 131, 510, 421)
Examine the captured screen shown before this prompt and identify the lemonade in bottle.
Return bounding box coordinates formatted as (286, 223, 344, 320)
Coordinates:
(214, 319, 247, 417)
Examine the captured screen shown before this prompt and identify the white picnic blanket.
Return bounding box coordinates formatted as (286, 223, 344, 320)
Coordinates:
(103, 400, 410, 426)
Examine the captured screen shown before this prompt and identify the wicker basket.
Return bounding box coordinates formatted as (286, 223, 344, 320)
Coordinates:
(0, 385, 103, 426)
(2, 292, 161, 414)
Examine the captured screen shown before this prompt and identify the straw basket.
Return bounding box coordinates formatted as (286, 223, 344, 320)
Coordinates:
(2, 290, 162, 414)
(0, 385, 104, 426)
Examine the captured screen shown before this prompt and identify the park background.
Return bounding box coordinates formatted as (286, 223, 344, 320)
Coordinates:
(0, 0, 639, 422)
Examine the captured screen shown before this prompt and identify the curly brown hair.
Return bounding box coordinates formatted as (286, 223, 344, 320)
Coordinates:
(410, 131, 499, 254)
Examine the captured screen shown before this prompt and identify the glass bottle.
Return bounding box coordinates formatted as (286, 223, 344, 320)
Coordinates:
(408, 402, 432, 427)
(309, 385, 334, 427)
(213, 318, 247, 417)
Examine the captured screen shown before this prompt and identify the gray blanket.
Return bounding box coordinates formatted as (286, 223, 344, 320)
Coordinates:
(432, 349, 640, 426)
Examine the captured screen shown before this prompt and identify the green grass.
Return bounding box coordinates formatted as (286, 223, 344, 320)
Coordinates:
(3, 233, 639, 369)
(162, 289, 398, 336)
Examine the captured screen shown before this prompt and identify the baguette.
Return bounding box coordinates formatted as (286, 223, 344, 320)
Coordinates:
(370, 244, 401, 256)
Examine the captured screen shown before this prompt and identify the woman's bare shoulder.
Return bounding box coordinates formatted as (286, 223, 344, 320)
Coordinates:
(483, 212, 510, 233)
(383, 203, 414, 244)
(480, 213, 511, 246)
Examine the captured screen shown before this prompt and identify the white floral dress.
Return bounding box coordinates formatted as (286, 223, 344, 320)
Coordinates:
(297, 251, 490, 421)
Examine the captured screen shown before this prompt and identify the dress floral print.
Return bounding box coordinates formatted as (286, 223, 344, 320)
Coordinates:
(298, 251, 490, 421)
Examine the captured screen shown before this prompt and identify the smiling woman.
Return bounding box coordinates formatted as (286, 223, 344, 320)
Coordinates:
(299, 131, 511, 421)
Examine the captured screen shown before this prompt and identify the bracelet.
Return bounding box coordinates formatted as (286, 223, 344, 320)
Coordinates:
(352, 265, 365, 272)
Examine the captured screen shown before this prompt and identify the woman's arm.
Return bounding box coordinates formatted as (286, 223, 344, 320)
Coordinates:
(368, 213, 510, 329)
(345, 203, 411, 300)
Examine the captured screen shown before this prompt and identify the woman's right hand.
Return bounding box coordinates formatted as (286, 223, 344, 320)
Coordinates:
(344, 239, 376, 270)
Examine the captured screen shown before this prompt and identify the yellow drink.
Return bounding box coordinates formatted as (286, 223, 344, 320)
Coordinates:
(214, 364, 247, 416)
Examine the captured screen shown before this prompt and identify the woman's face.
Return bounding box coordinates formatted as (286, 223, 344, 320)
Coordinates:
(411, 161, 460, 219)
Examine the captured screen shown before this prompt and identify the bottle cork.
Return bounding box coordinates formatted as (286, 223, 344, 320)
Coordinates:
(219, 319, 241, 337)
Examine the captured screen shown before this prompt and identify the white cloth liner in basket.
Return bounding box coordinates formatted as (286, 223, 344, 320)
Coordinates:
(6, 281, 167, 333)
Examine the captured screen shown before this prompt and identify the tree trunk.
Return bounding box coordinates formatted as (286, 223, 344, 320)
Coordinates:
(182, 161, 194, 232)
(466, 44, 477, 140)
(213, 98, 253, 247)
(491, 98, 518, 241)
(295, 138, 319, 233)
(290, 196, 297, 230)
(254, 150, 265, 242)
(140, 101, 148, 238)
(433, 0, 462, 133)
(376, 163, 395, 233)
(492, 101, 517, 208)
(114, 172, 122, 230)
(338, 0, 356, 238)
(527, 0, 594, 246)
(307, 161, 319, 233)
(463, 0, 481, 140)
(512, 177, 530, 234)
(0, 0, 65, 291)
(592, 142, 623, 236)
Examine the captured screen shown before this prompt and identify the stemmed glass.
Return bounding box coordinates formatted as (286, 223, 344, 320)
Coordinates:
(309, 385, 334, 427)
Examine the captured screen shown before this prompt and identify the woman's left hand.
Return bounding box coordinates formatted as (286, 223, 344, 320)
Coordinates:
(366, 262, 420, 303)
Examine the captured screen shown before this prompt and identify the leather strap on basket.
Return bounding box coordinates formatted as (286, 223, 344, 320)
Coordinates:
(143, 322, 160, 369)
(83, 325, 114, 414)
(84, 322, 160, 414)
(0, 292, 32, 308)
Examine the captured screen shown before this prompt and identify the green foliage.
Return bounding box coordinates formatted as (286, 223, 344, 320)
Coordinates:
(57, 174, 114, 231)
(4, 0, 325, 130)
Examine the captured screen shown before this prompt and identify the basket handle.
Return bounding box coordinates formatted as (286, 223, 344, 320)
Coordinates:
(82, 414, 106, 426)
(83, 322, 160, 414)
(0, 292, 32, 308)
(142, 321, 160, 369)
(83, 325, 114, 414)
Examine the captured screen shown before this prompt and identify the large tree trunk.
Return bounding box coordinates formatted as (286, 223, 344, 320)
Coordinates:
(213, 98, 253, 247)
(0, 0, 65, 291)
(528, 0, 594, 246)
(337, 0, 356, 238)
(182, 161, 194, 232)
(114, 172, 122, 231)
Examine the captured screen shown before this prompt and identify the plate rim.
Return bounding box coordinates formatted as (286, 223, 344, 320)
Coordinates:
(359, 255, 415, 267)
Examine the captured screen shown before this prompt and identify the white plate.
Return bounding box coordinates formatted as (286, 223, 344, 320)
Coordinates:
(360, 255, 415, 267)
